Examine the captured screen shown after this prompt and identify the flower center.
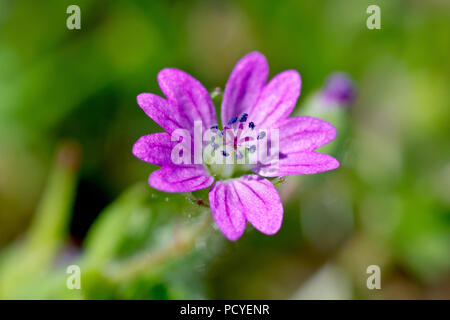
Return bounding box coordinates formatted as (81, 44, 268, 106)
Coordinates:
(203, 113, 267, 179)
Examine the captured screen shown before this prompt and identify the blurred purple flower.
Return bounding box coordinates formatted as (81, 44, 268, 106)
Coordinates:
(320, 72, 356, 107)
(133, 52, 339, 241)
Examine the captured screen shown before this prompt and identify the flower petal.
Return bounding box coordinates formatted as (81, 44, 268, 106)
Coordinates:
(233, 175, 283, 235)
(208, 180, 247, 241)
(278, 116, 337, 153)
(249, 70, 301, 129)
(149, 166, 214, 193)
(137, 93, 190, 134)
(158, 68, 217, 131)
(208, 175, 283, 240)
(254, 152, 339, 177)
(132, 132, 175, 166)
(221, 52, 268, 126)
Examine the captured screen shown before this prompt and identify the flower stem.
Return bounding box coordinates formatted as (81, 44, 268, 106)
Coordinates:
(186, 192, 210, 208)
(272, 176, 286, 186)
(108, 211, 213, 282)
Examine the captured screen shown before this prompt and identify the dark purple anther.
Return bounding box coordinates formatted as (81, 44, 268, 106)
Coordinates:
(228, 116, 238, 125)
(239, 113, 248, 122)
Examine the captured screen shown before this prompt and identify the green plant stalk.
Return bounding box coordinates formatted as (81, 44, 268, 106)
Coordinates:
(0, 141, 80, 298)
(25, 142, 80, 253)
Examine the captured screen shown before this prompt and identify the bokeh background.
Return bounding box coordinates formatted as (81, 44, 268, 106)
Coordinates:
(0, 0, 449, 299)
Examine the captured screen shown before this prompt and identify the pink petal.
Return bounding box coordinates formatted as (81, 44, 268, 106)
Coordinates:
(158, 68, 217, 131)
(221, 52, 268, 126)
(249, 70, 301, 129)
(149, 166, 214, 193)
(278, 116, 337, 153)
(208, 180, 247, 241)
(254, 152, 339, 177)
(137, 93, 190, 134)
(208, 175, 283, 240)
(234, 175, 283, 235)
(132, 132, 175, 166)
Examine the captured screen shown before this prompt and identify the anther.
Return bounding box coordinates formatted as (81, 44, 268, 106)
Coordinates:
(239, 113, 248, 122)
(257, 131, 266, 140)
(222, 150, 229, 157)
(248, 122, 255, 130)
(228, 116, 238, 125)
(210, 124, 219, 131)
(248, 145, 256, 153)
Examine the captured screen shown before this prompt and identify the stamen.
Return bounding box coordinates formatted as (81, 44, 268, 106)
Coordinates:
(222, 150, 229, 157)
(248, 122, 255, 130)
(228, 116, 238, 125)
(257, 131, 266, 140)
(210, 124, 218, 131)
(239, 113, 248, 122)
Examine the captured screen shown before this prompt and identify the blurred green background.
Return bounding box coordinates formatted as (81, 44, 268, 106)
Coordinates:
(0, 0, 449, 299)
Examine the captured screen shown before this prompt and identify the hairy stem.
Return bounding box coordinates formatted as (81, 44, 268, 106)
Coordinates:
(186, 192, 210, 208)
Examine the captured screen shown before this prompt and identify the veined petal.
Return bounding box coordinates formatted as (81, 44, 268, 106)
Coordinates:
(158, 68, 217, 131)
(149, 166, 214, 193)
(278, 116, 337, 153)
(254, 152, 339, 177)
(208, 175, 283, 240)
(249, 70, 301, 129)
(132, 132, 175, 166)
(137, 93, 190, 134)
(221, 52, 268, 126)
(208, 180, 247, 241)
(233, 175, 283, 235)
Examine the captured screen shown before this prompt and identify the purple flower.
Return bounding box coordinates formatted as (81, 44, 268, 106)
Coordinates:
(320, 72, 356, 107)
(133, 52, 339, 241)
